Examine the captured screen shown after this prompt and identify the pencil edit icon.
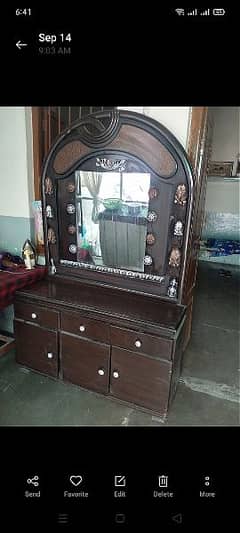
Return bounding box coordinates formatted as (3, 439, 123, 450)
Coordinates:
(114, 475, 126, 487)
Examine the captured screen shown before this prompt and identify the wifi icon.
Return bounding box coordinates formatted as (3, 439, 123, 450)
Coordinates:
(175, 8, 185, 16)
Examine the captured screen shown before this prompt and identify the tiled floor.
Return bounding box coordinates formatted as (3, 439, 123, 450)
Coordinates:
(0, 262, 239, 426)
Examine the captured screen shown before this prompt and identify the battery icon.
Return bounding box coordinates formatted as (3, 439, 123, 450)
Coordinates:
(212, 8, 225, 15)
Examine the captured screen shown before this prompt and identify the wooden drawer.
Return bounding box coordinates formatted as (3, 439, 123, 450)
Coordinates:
(14, 320, 58, 377)
(61, 310, 110, 344)
(110, 347, 172, 415)
(15, 301, 59, 330)
(61, 333, 110, 394)
(110, 325, 172, 361)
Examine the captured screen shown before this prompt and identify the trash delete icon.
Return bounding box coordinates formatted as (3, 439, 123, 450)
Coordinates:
(158, 475, 168, 488)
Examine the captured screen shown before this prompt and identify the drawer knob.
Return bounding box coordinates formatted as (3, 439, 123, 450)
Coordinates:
(98, 368, 105, 376)
(135, 339, 142, 348)
(113, 371, 119, 379)
(47, 352, 53, 359)
(79, 325, 86, 332)
(31, 313, 37, 319)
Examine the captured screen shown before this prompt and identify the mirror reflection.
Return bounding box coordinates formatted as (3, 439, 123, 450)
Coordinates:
(75, 171, 151, 272)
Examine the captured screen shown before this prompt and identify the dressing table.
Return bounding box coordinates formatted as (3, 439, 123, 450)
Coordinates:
(14, 110, 195, 417)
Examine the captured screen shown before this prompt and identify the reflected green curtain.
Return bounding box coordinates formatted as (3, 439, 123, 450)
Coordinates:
(82, 172, 102, 223)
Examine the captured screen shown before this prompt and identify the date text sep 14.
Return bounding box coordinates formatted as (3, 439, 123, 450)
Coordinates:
(38, 33, 72, 44)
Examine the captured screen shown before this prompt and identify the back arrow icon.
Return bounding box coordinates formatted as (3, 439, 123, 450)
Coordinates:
(16, 40, 28, 49)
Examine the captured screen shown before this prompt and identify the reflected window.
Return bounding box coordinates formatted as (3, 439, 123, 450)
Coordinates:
(75, 170, 150, 272)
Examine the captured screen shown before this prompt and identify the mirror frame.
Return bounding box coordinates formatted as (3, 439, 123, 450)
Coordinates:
(41, 109, 194, 302)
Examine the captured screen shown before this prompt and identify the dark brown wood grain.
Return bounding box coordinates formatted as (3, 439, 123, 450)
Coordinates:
(14, 320, 58, 377)
(14, 301, 59, 330)
(13, 108, 198, 416)
(40, 109, 193, 302)
(169, 320, 185, 404)
(14, 279, 186, 415)
(61, 333, 110, 394)
(110, 347, 172, 415)
(57, 174, 77, 262)
(53, 140, 92, 173)
(182, 106, 213, 349)
(106, 124, 177, 177)
(32, 107, 43, 202)
(110, 325, 172, 361)
(61, 310, 110, 344)
(15, 278, 185, 337)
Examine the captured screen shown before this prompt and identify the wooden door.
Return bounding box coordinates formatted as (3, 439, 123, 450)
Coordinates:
(182, 107, 213, 348)
(14, 320, 58, 377)
(184, 107, 212, 301)
(60, 333, 110, 394)
(110, 347, 172, 414)
(32, 106, 116, 200)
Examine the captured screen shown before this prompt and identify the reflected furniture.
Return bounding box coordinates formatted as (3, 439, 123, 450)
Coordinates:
(98, 211, 147, 270)
(14, 110, 195, 417)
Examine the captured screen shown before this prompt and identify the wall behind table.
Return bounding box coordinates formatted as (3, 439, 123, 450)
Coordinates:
(0, 106, 35, 254)
(202, 180, 240, 241)
(201, 179, 240, 266)
(0, 107, 35, 332)
(200, 107, 240, 266)
(210, 106, 239, 161)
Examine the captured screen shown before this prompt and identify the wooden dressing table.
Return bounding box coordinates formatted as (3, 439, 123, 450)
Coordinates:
(14, 110, 195, 417)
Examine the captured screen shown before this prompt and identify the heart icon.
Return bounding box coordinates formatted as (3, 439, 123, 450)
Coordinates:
(70, 475, 83, 487)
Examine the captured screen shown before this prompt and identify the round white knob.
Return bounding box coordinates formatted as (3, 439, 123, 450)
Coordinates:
(98, 368, 105, 376)
(79, 325, 85, 332)
(113, 371, 119, 379)
(31, 313, 37, 319)
(47, 352, 53, 359)
(135, 340, 142, 348)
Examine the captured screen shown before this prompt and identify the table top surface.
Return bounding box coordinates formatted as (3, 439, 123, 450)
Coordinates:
(14, 275, 186, 336)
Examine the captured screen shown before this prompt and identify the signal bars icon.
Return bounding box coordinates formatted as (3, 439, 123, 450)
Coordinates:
(187, 9, 198, 16)
(175, 8, 185, 16)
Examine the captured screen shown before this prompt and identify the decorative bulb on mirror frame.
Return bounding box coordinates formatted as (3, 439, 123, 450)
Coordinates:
(146, 233, 155, 245)
(167, 278, 178, 298)
(68, 225, 76, 235)
(174, 184, 187, 206)
(147, 211, 158, 223)
(144, 255, 153, 266)
(173, 220, 183, 237)
(45, 177, 53, 195)
(66, 203, 76, 214)
(46, 205, 54, 218)
(169, 247, 181, 268)
(67, 182, 75, 193)
(148, 187, 159, 200)
(48, 228, 56, 244)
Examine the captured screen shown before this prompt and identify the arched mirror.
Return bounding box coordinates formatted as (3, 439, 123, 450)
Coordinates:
(42, 110, 193, 301)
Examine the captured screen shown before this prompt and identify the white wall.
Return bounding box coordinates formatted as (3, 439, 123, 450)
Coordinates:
(205, 180, 239, 214)
(205, 107, 240, 215)
(0, 106, 34, 218)
(211, 107, 239, 161)
(202, 107, 240, 264)
(143, 107, 190, 148)
(118, 106, 191, 148)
